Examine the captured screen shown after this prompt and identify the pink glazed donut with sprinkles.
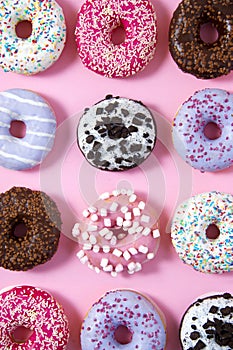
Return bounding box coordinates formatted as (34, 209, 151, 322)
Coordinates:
(0, 285, 69, 349)
(72, 189, 160, 277)
(0, 0, 66, 75)
(172, 88, 233, 172)
(75, 0, 157, 78)
(81, 289, 167, 350)
(171, 191, 233, 274)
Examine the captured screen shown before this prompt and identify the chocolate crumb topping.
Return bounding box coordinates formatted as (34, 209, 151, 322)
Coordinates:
(169, 0, 233, 79)
(0, 187, 61, 271)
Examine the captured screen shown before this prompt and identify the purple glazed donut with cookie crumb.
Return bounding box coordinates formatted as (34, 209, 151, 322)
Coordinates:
(172, 88, 233, 172)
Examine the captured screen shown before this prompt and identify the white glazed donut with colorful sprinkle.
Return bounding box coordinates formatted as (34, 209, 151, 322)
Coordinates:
(81, 289, 167, 350)
(0, 0, 66, 75)
(172, 88, 233, 172)
(0, 89, 57, 170)
(171, 191, 233, 273)
(75, 0, 157, 78)
(0, 285, 69, 349)
(72, 189, 160, 277)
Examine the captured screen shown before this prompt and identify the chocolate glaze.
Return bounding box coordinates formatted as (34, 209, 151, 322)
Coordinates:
(169, 0, 233, 79)
(0, 186, 61, 271)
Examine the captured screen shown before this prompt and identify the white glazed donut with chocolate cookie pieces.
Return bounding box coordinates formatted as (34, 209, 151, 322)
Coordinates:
(180, 292, 233, 349)
(72, 189, 160, 277)
(77, 95, 156, 171)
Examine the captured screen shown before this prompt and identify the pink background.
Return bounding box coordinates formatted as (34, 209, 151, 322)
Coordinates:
(0, 0, 233, 348)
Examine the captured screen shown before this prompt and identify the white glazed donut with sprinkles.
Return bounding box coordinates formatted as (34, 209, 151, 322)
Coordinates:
(75, 0, 157, 78)
(0, 88, 57, 170)
(172, 88, 233, 172)
(171, 191, 233, 274)
(0, 285, 69, 349)
(0, 0, 66, 75)
(72, 189, 160, 277)
(81, 289, 166, 350)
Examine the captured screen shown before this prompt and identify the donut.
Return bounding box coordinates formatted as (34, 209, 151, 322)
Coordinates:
(81, 289, 166, 350)
(169, 0, 233, 79)
(180, 292, 233, 349)
(0, 0, 66, 75)
(77, 95, 156, 171)
(171, 191, 233, 274)
(0, 285, 69, 349)
(0, 88, 57, 171)
(72, 188, 160, 277)
(0, 186, 62, 271)
(75, 0, 157, 78)
(172, 88, 233, 172)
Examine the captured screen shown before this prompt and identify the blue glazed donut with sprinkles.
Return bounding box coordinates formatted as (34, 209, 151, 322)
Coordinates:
(0, 0, 66, 75)
(81, 289, 167, 350)
(0, 89, 57, 170)
(172, 88, 233, 172)
(171, 191, 233, 274)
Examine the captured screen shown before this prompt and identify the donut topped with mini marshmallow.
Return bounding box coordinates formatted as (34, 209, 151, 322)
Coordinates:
(72, 189, 160, 276)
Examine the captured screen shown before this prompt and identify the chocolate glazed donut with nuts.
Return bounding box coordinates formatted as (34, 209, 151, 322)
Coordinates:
(0, 186, 62, 271)
(169, 0, 233, 79)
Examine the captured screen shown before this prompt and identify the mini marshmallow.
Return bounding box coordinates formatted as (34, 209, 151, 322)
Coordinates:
(91, 214, 98, 222)
(76, 250, 85, 259)
(115, 263, 124, 273)
(141, 214, 150, 223)
(142, 227, 151, 236)
(113, 248, 123, 257)
(110, 202, 118, 212)
(100, 258, 108, 268)
(89, 235, 97, 245)
(100, 208, 107, 217)
(138, 245, 149, 254)
(82, 209, 90, 218)
(123, 250, 131, 261)
(99, 192, 110, 200)
(129, 193, 137, 203)
(99, 227, 109, 237)
(128, 247, 138, 255)
(138, 201, 146, 210)
(82, 231, 89, 241)
(133, 207, 141, 216)
(104, 218, 112, 227)
(153, 229, 160, 238)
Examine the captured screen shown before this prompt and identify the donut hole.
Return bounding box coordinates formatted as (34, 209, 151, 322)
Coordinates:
(111, 23, 126, 45)
(206, 223, 220, 240)
(10, 120, 26, 139)
(12, 222, 28, 238)
(15, 20, 33, 39)
(200, 22, 219, 44)
(204, 122, 222, 140)
(11, 326, 34, 343)
(114, 325, 133, 345)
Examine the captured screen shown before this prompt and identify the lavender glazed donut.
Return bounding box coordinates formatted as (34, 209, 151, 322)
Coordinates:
(171, 191, 233, 274)
(75, 0, 157, 78)
(81, 289, 166, 350)
(172, 88, 233, 172)
(72, 189, 160, 277)
(0, 88, 57, 170)
(180, 292, 233, 349)
(77, 95, 156, 171)
(0, 285, 69, 349)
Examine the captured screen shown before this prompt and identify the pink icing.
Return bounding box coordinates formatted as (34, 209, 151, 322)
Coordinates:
(75, 0, 157, 78)
(0, 285, 69, 349)
(72, 189, 160, 276)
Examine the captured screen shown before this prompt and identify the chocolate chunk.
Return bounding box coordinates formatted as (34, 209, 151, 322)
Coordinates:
(220, 306, 231, 316)
(135, 112, 146, 119)
(209, 306, 219, 314)
(223, 293, 232, 300)
(96, 108, 103, 115)
(130, 144, 142, 152)
(121, 109, 129, 117)
(193, 340, 206, 350)
(86, 135, 94, 144)
(107, 145, 115, 152)
(105, 102, 118, 113)
(87, 151, 94, 159)
(93, 141, 101, 151)
(132, 117, 143, 126)
(143, 132, 149, 138)
(98, 128, 106, 134)
(190, 331, 200, 340)
(115, 158, 123, 164)
(128, 125, 138, 133)
(105, 94, 113, 99)
(111, 117, 122, 124)
(191, 325, 197, 330)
